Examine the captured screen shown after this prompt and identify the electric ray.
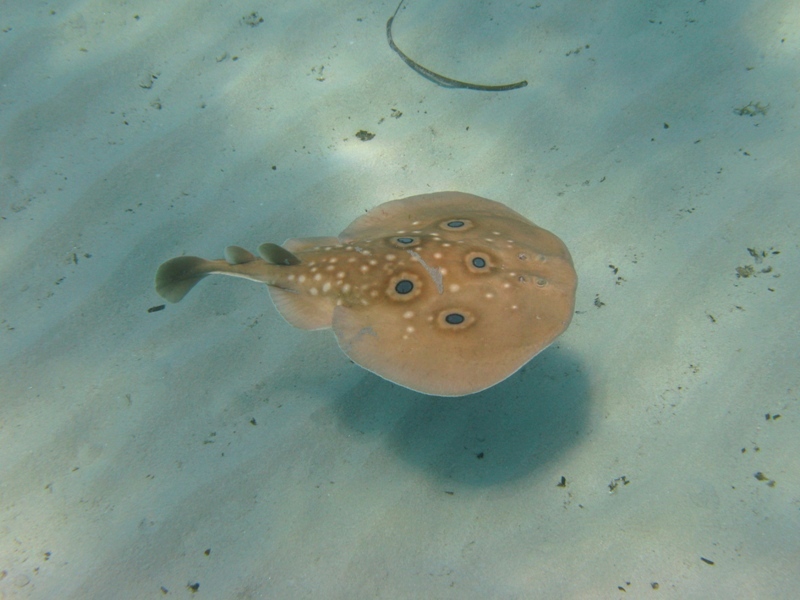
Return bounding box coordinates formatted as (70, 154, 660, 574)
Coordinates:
(155, 192, 577, 396)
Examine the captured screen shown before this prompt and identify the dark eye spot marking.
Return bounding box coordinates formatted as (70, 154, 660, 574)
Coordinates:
(395, 280, 414, 294)
(436, 308, 473, 329)
(390, 236, 420, 248)
(445, 313, 465, 325)
(438, 218, 474, 232)
(466, 251, 492, 272)
(387, 273, 421, 301)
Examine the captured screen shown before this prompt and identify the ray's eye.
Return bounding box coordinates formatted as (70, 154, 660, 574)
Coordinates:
(446, 220, 465, 228)
(472, 257, 486, 268)
(396, 237, 414, 244)
(395, 280, 414, 294)
(445, 313, 465, 325)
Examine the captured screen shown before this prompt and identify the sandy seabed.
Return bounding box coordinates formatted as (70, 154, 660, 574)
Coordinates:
(1, 1, 799, 598)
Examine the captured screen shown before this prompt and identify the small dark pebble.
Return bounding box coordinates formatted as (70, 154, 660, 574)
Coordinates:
(700, 557, 714, 565)
(148, 304, 166, 313)
(355, 130, 375, 141)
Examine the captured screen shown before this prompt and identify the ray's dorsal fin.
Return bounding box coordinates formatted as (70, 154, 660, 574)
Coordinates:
(224, 245, 257, 265)
(258, 243, 301, 265)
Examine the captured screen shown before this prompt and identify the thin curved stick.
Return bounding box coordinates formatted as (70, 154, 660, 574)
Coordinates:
(386, 0, 528, 92)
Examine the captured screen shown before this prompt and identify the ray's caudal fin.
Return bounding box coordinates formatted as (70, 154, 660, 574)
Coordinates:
(155, 244, 302, 303)
(387, 0, 528, 91)
(155, 256, 216, 303)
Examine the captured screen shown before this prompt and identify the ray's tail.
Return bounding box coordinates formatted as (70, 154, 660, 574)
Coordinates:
(155, 244, 300, 303)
